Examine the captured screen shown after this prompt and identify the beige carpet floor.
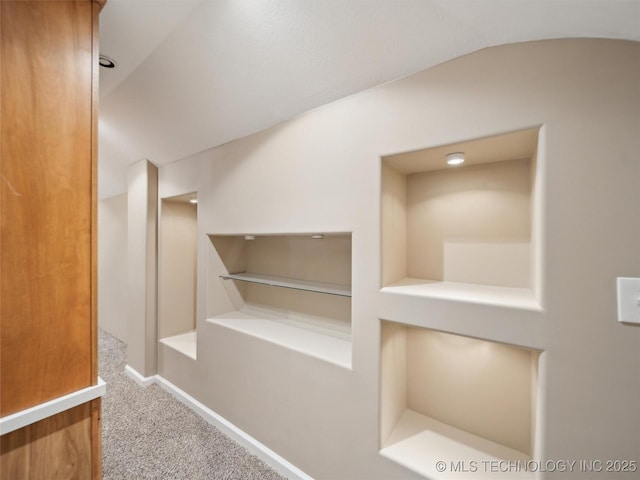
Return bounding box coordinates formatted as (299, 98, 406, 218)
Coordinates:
(99, 329, 287, 479)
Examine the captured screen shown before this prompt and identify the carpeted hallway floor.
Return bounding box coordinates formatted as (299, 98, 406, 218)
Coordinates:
(99, 329, 288, 479)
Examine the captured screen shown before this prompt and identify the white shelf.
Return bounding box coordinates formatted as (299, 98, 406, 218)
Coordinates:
(159, 330, 197, 360)
(380, 410, 534, 480)
(220, 272, 351, 297)
(382, 278, 541, 311)
(207, 310, 352, 369)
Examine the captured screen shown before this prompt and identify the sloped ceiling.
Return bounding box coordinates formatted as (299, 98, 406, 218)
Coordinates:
(98, 0, 640, 198)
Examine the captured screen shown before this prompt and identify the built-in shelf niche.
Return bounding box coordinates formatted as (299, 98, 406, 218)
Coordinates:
(207, 233, 352, 367)
(381, 127, 543, 310)
(158, 192, 198, 358)
(380, 321, 539, 479)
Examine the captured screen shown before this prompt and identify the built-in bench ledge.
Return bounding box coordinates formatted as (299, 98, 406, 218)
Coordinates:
(208, 310, 352, 369)
(0, 377, 106, 435)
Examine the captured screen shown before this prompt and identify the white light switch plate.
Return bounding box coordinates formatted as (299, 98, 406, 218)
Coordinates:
(617, 277, 640, 324)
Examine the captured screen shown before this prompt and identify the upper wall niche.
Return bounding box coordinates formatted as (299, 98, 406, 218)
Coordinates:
(381, 127, 543, 310)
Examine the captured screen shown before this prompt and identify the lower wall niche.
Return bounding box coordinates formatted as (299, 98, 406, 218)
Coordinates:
(380, 321, 539, 479)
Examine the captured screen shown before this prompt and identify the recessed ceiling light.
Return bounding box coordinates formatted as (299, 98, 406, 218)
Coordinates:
(99, 55, 117, 69)
(446, 152, 465, 166)
(189, 198, 198, 204)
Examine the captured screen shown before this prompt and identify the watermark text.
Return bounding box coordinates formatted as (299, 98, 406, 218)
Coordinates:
(434, 459, 638, 474)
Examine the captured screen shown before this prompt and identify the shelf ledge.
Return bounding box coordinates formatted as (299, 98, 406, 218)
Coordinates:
(381, 278, 541, 311)
(207, 310, 352, 369)
(381, 409, 533, 480)
(220, 272, 351, 297)
(159, 330, 197, 360)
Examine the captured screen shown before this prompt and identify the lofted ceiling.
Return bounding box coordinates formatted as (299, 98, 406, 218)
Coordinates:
(98, 0, 640, 198)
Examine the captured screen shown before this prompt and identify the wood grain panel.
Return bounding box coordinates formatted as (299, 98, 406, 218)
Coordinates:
(91, 0, 101, 387)
(0, 427, 31, 479)
(0, 402, 97, 479)
(0, 1, 95, 415)
(91, 398, 102, 478)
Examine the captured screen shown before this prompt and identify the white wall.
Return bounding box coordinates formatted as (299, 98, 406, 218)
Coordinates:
(98, 193, 128, 341)
(150, 39, 639, 479)
(127, 160, 158, 377)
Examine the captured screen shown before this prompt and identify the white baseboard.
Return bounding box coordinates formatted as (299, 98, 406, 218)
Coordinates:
(123, 365, 312, 480)
(124, 364, 156, 387)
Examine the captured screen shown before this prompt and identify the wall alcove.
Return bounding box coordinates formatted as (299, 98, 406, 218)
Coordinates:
(380, 321, 540, 479)
(158, 193, 198, 359)
(207, 232, 353, 368)
(381, 127, 544, 311)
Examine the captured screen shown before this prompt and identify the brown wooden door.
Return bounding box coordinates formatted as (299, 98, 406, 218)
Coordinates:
(1, 0, 103, 477)
(1, 0, 97, 415)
